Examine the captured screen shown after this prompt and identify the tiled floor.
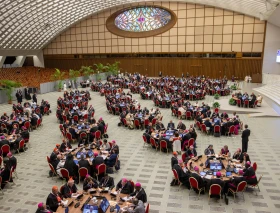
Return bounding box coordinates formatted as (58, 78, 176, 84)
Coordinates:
(0, 83, 280, 213)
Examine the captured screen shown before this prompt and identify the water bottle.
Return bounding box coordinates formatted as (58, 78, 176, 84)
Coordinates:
(65, 206, 69, 213)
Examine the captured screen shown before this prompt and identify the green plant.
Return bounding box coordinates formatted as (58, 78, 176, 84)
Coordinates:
(69, 69, 80, 81)
(0, 80, 22, 102)
(80, 66, 94, 79)
(50, 68, 65, 90)
(230, 85, 237, 90)
(212, 101, 220, 108)
(214, 93, 220, 99)
(229, 98, 236, 105)
(107, 61, 120, 75)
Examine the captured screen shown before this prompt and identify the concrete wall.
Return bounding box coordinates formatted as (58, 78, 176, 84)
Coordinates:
(262, 22, 280, 74)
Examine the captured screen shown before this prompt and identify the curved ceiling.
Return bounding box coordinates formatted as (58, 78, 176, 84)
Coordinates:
(0, 0, 278, 50)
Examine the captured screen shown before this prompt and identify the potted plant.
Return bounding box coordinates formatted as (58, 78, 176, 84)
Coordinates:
(107, 61, 120, 76)
(80, 66, 94, 80)
(230, 85, 237, 90)
(229, 98, 236, 105)
(0, 80, 22, 104)
(50, 68, 65, 91)
(214, 93, 220, 100)
(69, 69, 80, 88)
(94, 63, 108, 81)
(212, 102, 220, 108)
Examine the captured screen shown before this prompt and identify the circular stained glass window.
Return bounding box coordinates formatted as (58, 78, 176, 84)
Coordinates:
(115, 7, 171, 32)
(106, 6, 177, 38)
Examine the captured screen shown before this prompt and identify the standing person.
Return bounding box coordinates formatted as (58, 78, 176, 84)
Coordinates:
(63, 82, 67, 91)
(68, 80, 72, 89)
(32, 92, 37, 104)
(16, 90, 22, 104)
(241, 124, 250, 153)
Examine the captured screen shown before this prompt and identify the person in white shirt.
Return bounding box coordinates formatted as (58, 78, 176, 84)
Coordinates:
(257, 94, 263, 106)
(178, 106, 186, 119)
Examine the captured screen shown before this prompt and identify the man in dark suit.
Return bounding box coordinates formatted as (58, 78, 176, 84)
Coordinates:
(116, 178, 133, 194)
(99, 173, 114, 188)
(50, 148, 60, 169)
(167, 120, 175, 129)
(32, 93, 37, 104)
(130, 182, 147, 203)
(92, 152, 104, 173)
(6, 152, 17, 170)
(173, 160, 190, 188)
(177, 121, 186, 130)
(171, 151, 178, 169)
(241, 124, 250, 153)
(78, 154, 91, 173)
(46, 186, 63, 212)
(62, 178, 78, 198)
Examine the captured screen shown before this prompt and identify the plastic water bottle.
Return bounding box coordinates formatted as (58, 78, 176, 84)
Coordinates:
(65, 206, 69, 213)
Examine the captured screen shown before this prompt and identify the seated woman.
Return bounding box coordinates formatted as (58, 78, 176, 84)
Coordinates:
(219, 145, 230, 157)
(242, 152, 251, 164)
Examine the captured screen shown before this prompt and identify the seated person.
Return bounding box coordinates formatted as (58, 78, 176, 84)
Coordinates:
(243, 162, 258, 185)
(190, 166, 205, 191)
(0, 161, 11, 189)
(209, 171, 225, 194)
(177, 120, 186, 131)
(243, 152, 251, 164)
(92, 152, 104, 173)
(59, 139, 72, 153)
(116, 178, 133, 194)
(204, 145, 215, 155)
(62, 178, 78, 198)
(46, 186, 63, 212)
(185, 145, 197, 158)
(167, 120, 175, 129)
(100, 139, 110, 150)
(99, 173, 114, 188)
(83, 174, 98, 190)
(105, 149, 118, 167)
(35, 202, 53, 213)
(78, 154, 91, 174)
(63, 154, 78, 183)
(224, 170, 245, 193)
(232, 148, 243, 163)
(125, 198, 145, 213)
(129, 182, 147, 203)
(172, 160, 190, 189)
(219, 145, 231, 157)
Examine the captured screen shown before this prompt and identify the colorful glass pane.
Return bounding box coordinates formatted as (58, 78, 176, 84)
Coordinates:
(115, 7, 171, 32)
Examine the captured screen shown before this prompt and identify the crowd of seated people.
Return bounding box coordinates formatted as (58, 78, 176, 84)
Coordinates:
(0, 98, 48, 154)
(119, 107, 163, 130)
(49, 137, 118, 183)
(170, 144, 258, 201)
(56, 90, 92, 124)
(170, 100, 243, 137)
(143, 119, 198, 153)
(105, 88, 142, 116)
(42, 176, 147, 213)
(232, 92, 258, 107)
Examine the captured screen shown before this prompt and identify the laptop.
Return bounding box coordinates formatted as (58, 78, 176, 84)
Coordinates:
(115, 204, 121, 213)
(100, 198, 110, 213)
(200, 171, 206, 177)
(76, 152, 81, 159)
(83, 204, 98, 213)
(226, 172, 232, 177)
(210, 163, 222, 171)
(88, 150, 93, 157)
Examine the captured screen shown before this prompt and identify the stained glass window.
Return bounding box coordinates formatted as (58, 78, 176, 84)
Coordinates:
(115, 7, 171, 32)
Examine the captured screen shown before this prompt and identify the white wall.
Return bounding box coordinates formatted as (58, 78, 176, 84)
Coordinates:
(262, 22, 280, 74)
